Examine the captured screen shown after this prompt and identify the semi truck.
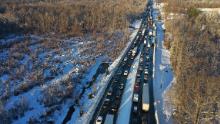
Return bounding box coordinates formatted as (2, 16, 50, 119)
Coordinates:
(142, 83, 150, 112)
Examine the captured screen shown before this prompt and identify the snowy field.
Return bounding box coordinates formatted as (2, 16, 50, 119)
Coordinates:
(0, 34, 119, 123)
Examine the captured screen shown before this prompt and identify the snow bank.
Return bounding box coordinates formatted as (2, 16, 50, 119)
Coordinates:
(152, 5, 174, 124)
(67, 57, 106, 124)
(75, 20, 142, 124)
(131, 20, 142, 29)
(116, 44, 143, 124)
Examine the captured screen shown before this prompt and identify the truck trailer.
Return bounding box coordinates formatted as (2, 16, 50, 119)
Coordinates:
(142, 83, 150, 112)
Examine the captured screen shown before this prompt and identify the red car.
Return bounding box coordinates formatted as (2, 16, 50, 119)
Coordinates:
(134, 84, 140, 92)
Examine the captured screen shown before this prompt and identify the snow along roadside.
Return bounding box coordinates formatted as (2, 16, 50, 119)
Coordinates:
(75, 20, 142, 124)
(116, 44, 143, 124)
(152, 4, 174, 124)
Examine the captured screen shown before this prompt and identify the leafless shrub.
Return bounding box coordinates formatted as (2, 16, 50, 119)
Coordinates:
(41, 80, 74, 107)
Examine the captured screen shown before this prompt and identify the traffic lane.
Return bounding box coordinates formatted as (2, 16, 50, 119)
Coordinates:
(98, 37, 143, 123)
(137, 37, 155, 124)
(131, 28, 152, 124)
(147, 46, 156, 124)
(130, 39, 147, 124)
(92, 17, 147, 124)
(130, 51, 144, 124)
(141, 49, 151, 124)
(130, 24, 150, 124)
(94, 52, 133, 123)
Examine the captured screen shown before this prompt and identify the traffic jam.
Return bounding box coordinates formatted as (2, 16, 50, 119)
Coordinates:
(130, 4, 156, 124)
(92, 1, 157, 124)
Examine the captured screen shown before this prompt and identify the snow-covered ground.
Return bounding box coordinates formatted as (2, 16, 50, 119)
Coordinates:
(74, 20, 142, 124)
(116, 44, 143, 124)
(152, 5, 174, 124)
(0, 35, 111, 123)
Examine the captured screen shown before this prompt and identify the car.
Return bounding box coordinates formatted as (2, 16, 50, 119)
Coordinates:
(119, 85, 124, 90)
(117, 70, 122, 75)
(135, 82, 139, 86)
(96, 116, 103, 124)
(124, 70, 128, 76)
(133, 105, 138, 113)
(144, 40, 147, 45)
(105, 98, 110, 102)
(136, 78, 141, 83)
(107, 88, 112, 96)
(137, 73, 141, 78)
(134, 84, 140, 92)
(131, 56, 134, 60)
(103, 103, 108, 109)
(144, 69, 149, 75)
(147, 42, 151, 48)
(145, 66, 149, 69)
(140, 63, 143, 66)
(116, 91, 122, 99)
(146, 62, 150, 66)
(144, 75, 148, 81)
(133, 93, 139, 102)
(111, 103, 118, 112)
(113, 80, 118, 83)
(139, 67, 143, 71)
(124, 57, 128, 62)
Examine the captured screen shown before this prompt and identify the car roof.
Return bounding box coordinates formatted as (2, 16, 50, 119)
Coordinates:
(97, 116, 103, 120)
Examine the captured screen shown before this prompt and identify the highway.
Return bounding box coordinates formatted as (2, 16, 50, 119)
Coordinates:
(90, 0, 157, 124)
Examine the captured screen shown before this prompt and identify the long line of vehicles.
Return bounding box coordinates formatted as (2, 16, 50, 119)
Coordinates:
(93, 18, 146, 124)
(130, 0, 157, 123)
(93, 0, 156, 124)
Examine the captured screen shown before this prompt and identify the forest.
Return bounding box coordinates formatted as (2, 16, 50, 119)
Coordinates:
(164, 0, 220, 123)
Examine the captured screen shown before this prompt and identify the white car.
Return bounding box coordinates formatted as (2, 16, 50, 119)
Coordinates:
(124, 70, 128, 76)
(124, 57, 128, 62)
(144, 69, 148, 75)
(133, 93, 139, 102)
(144, 40, 147, 45)
(96, 116, 103, 124)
